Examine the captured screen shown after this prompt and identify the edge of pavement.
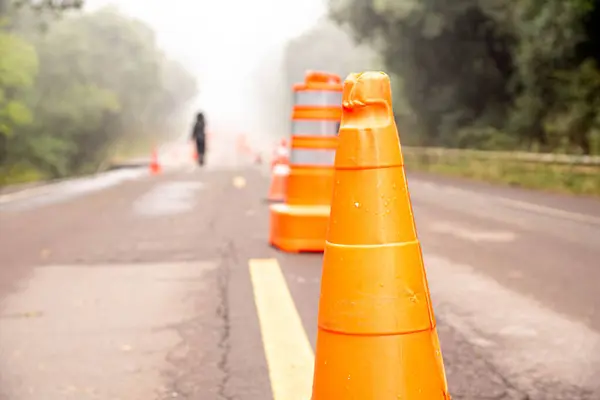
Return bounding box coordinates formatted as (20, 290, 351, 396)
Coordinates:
(0, 139, 169, 202)
(0, 159, 150, 206)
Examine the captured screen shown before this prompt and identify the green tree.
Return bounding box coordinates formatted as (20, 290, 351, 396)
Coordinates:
(3, 0, 82, 14)
(1, 5, 198, 183)
(0, 31, 37, 173)
(327, 0, 600, 154)
(278, 18, 385, 138)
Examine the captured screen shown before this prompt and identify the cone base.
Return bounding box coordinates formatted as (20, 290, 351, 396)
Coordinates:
(312, 328, 449, 399)
(269, 203, 330, 253)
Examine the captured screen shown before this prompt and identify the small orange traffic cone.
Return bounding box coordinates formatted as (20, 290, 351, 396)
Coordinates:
(271, 138, 289, 168)
(149, 148, 161, 175)
(267, 161, 289, 202)
(266, 139, 290, 201)
(191, 141, 199, 161)
(310, 72, 450, 399)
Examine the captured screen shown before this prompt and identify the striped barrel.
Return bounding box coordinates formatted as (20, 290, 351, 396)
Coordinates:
(287, 71, 342, 206)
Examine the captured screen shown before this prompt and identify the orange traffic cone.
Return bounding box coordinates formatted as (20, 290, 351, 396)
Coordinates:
(310, 72, 450, 399)
(271, 138, 289, 168)
(149, 148, 161, 175)
(267, 139, 290, 201)
(191, 141, 199, 161)
(267, 161, 289, 202)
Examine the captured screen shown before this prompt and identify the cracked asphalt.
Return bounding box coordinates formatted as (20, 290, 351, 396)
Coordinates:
(0, 163, 599, 400)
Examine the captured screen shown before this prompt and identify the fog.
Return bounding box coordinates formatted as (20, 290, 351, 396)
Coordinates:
(86, 0, 326, 164)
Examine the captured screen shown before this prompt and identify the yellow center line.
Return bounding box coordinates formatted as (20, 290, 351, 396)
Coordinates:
(249, 258, 315, 400)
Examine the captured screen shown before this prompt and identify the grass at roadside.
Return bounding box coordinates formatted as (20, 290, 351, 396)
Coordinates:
(0, 162, 48, 187)
(0, 136, 161, 188)
(403, 150, 600, 197)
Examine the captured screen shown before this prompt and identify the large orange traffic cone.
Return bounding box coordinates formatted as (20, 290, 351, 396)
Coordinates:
(310, 72, 450, 399)
(149, 147, 161, 175)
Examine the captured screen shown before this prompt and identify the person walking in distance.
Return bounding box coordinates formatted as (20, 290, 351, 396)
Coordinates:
(191, 112, 207, 166)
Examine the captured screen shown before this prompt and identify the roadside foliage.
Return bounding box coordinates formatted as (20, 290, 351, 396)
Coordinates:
(0, 1, 197, 184)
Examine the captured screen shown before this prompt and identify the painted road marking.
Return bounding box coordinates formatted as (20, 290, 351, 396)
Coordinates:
(249, 258, 314, 400)
(232, 176, 247, 188)
(495, 196, 600, 226)
(429, 221, 517, 243)
(413, 180, 600, 226)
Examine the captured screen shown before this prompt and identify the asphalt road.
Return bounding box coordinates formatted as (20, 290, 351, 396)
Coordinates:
(0, 157, 599, 400)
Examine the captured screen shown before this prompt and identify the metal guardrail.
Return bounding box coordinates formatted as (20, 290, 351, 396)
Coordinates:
(402, 146, 600, 166)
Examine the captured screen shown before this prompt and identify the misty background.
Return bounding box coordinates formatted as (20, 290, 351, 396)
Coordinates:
(88, 0, 379, 156)
(0, 0, 378, 177)
(85, 0, 328, 138)
(1, 0, 599, 194)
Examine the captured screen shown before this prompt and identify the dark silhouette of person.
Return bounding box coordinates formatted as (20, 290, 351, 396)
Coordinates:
(191, 112, 207, 166)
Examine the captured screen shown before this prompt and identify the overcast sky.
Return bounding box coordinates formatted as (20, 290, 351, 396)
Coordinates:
(86, 0, 326, 139)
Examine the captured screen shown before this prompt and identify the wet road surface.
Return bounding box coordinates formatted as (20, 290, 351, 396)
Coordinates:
(0, 161, 599, 400)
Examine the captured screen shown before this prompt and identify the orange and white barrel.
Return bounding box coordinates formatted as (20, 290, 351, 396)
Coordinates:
(269, 70, 343, 253)
(287, 71, 342, 206)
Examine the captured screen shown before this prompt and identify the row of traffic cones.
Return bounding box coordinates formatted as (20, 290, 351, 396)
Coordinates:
(265, 71, 451, 398)
(147, 141, 202, 175)
(149, 133, 265, 176)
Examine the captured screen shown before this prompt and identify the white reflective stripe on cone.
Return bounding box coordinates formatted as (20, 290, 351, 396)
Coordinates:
(273, 164, 291, 175)
(294, 90, 343, 107)
(292, 120, 340, 136)
(275, 147, 289, 157)
(290, 148, 336, 166)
